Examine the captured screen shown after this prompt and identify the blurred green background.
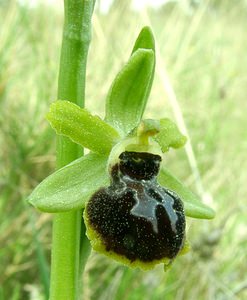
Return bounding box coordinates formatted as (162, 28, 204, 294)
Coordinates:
(0, 0, 247, 299)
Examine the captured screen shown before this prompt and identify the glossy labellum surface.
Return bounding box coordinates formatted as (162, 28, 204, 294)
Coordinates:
(85, 151, 186, 269)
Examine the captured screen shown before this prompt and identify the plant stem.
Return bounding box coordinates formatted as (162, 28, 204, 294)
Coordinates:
(50, 1, 95, 299)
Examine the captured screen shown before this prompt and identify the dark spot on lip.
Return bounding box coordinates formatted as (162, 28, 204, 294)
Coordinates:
(86, 151, 186, 263)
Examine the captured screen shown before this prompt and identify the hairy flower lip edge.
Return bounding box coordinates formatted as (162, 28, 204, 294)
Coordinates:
(82, 139, 214, 268)
(83, 149, 187, 270)
(83, 209, 172, 271)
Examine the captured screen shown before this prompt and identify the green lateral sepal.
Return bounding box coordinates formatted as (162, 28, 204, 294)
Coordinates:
(154, 118, 187, 152)
(28, 153, 109, 212)
(47, 100, 120, 154)
(158, 166, 215, 219)
(105, 48, 155, 135)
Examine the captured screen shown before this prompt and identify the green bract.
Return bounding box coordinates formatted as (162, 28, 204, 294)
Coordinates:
(28, 26, 215, 221)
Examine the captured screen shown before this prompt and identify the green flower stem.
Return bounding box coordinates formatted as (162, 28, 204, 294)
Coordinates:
(50, 1, 95, 299)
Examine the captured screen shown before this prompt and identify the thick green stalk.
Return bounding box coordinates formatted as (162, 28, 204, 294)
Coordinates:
(50, 1, 95, 300)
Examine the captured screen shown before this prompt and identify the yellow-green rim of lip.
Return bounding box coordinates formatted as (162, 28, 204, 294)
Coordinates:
(83, 208, 171, 271)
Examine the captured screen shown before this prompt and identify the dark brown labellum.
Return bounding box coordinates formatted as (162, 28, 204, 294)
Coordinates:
(86, 151, 186, 264)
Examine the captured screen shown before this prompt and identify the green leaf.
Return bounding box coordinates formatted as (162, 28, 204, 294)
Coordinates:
(154, 118, 187, 152)
(47, 100, 120, 154)
(131, 26, 155, 54)
(28, 153, 109, 212)
(105, 48, 155, 135)
(158, 166, 215, 219)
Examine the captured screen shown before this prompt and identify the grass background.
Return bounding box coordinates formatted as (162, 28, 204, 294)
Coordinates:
(0, 0, 247, 299)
